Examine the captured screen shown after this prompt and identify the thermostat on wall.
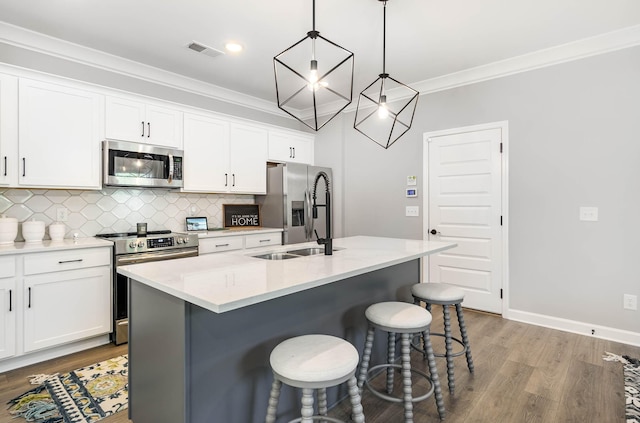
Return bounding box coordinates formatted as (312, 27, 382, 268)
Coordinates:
(406, 188, 418, 198)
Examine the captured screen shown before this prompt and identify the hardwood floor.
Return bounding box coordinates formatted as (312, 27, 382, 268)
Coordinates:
(1, 307, 637, 423)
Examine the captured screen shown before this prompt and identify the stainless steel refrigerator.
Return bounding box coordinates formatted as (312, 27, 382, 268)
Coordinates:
(256, 163, 332, 245)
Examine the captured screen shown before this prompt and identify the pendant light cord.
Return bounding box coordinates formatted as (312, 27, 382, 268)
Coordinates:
(382, 0, 386, 76)
(312, 0, 316, 32)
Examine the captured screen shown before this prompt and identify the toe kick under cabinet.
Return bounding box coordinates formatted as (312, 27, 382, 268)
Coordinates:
(0, 247, 112, 364)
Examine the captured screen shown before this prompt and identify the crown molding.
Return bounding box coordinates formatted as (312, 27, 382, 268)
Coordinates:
(0, 21, 286, 117)
(339, 23, 640, 115)
(1, 21, 639, 121)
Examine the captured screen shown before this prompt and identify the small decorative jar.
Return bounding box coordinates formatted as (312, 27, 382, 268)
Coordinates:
(0, 215, 18, 245)
(48, 222, 66, 241)
(22, 219, 45, 243)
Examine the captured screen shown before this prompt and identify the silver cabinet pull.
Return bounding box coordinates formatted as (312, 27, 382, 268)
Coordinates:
(292, 147, 296, 158)
(58, 259, 83, 264)
(224, 173, 228, 187)
(259, 239, 271, 243)
(232, 174, 236, 187)
(215, 243, 230, 248)
(147, 122, 151, 138)
(141, 121, 145, 137)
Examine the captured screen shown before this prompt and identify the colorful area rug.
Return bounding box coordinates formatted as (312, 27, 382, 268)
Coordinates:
(7, 355, 128, 423)
(603, 352, 640, 423)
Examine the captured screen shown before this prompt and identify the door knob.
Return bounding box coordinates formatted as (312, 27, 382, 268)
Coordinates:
(430, 229, 439, 235)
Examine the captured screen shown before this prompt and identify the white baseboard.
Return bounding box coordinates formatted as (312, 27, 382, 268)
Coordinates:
(0, 335, 112, 373)
(506, 309, 640, 347)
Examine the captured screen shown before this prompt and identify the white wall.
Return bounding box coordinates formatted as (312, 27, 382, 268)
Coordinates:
(316, 46, 640, 337)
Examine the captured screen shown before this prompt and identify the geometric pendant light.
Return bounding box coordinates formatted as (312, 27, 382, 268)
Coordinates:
(354, 0, 419, 149)
(274, 0, 355, 131)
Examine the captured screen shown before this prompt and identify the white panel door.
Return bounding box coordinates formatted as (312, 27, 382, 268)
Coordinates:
(427, 127, 503, 313)
(0, 256, 16, 360)
(145, 104, 183, 149)
(105, 96, 147, 142)
(0, 73, 18, 186)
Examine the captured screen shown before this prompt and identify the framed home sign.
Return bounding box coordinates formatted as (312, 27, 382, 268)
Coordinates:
(223, 204, 261, 228)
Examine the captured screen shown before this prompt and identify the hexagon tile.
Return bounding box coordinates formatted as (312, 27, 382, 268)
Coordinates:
(0, 188, 254, 240)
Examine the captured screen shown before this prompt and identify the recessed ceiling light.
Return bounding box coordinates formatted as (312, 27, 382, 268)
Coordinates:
(224, 42, 243, 53)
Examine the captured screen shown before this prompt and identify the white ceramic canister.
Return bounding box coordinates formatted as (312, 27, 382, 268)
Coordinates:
(22, 219, 45, 243)
(48, 222, 66, 241)
(0, 215, 18, 245)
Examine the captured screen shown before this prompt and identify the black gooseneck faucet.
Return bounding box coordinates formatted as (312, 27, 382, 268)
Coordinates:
(312, 171, 332, 255)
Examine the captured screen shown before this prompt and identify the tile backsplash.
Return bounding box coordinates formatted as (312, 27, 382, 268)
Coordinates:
(0, 188, 254, 241)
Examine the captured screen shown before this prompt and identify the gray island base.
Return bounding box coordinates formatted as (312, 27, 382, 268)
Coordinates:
(123, 236, 456, 422)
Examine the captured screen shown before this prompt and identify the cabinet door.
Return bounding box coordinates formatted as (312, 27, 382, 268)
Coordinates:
(229, 123, 267, 194)
(105, 96, 147, 142)
(183, 113, 230, 192)
(0, 73, 18, 186)
(23, 266, 111, 353)
(18, 79, 103, 189)
(146, 104, 183, 149)
(0, 257, 16, 360)
(268, 131, 314, 165)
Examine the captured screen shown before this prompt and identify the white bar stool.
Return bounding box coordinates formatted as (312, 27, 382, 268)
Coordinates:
(265, 334, 365, 423)
(411, 283, 474, 395)
(357, 302, 445, 422)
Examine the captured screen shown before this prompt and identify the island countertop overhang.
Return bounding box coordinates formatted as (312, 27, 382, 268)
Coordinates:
(117, 235, 456, 314)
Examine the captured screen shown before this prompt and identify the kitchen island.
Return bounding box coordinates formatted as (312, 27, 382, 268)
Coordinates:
(118, 236, 455, 423)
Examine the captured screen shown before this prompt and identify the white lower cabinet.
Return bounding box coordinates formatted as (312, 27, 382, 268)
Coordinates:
(199, 231, 282, 255)
(0, 256, 16, 360)
(23, 266, 111, 353)
(0, 247, 111, 363)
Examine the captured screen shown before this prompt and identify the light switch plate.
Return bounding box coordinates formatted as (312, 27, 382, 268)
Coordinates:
(579, 207, 598, 221)
(406, 206, 419, 217)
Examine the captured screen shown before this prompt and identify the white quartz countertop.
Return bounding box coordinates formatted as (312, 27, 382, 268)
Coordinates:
(118, 236, 456, 314)
(0, 237, 113, 255)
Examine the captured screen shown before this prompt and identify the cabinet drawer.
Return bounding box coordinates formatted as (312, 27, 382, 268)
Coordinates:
(0, 256, 15, 278)
(244, 233, 282, 249)
(199, 236, 244, 254)
(23, 248, 111, 275)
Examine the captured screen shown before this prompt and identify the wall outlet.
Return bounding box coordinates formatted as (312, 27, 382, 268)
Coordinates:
(56, 207, 69, 222)
(579, 206, 598, 221)
(406, 206, 419, 217)
(623, 294, 638, 310)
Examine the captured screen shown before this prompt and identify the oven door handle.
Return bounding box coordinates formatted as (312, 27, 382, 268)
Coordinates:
(116, 247, 198, 265)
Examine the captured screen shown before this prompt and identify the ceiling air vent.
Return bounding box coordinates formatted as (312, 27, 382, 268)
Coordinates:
(187, 41, 224, 59)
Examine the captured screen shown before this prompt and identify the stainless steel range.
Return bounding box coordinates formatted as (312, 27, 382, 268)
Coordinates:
(96, 230, 199, 345)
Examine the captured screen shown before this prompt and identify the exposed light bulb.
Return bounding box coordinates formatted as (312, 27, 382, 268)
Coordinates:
(377, 95, 389, 119)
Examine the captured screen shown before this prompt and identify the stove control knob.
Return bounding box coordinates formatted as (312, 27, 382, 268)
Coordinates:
(176, 237, 183, 244)
(129, 241, 137, 249)
(138, 241, 145, 248)
(183, 237, 189, 244)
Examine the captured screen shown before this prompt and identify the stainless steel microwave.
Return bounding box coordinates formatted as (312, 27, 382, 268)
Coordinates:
(102, 140, 184, 188)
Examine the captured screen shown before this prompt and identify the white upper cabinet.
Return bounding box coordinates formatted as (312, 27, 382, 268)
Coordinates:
(229, 123, 268, 194)
(268, 130, 314, 165)
(106, 96, 183, 149)
(0, 73, 18, 186)
(183, 113, 229, 192)
(18, 78, 103, 189)
(182, 113, 267, 194)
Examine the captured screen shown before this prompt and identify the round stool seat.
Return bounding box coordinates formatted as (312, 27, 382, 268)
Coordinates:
(412, 283, 464, 304)
(365, 301, 432, 333)
(270, 334, 359, 389)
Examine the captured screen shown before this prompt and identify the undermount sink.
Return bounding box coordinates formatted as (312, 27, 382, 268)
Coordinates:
(251, 252, 300, 260)
(286, 247, 343, 256)
(251, 247, 344, 260)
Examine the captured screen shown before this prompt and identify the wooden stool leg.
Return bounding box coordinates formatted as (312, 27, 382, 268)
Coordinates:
(300, 388, 315, 423)
(442, 304, 455, 395)
(347, 376, 365, 423)
(386, 331, 396, 394)
(423, 330, 445, 420)
(265, 377, 281, 423)
(401, 333, 414, 423)
(456, 303, 475, 373)
(318, 388, 328, 417)
(358, 325, 375, 392)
